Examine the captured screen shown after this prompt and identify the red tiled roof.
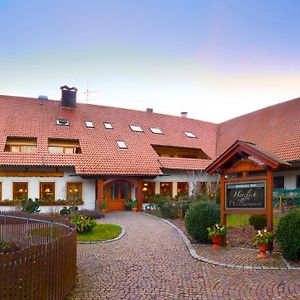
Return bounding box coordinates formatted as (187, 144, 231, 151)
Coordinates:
(217, 98, 300, 162)
(0, 95, 217, 175)
(159, 157, 212, 170)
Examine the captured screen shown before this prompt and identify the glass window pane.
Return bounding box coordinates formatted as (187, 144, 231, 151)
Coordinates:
(64, 148, 74, 154)
(13, 182, 28, 201)
(49, 146, 64, 153)
(40, 182, 55, 202)
(177, 182, 189, 195)
(67, 182, 82, 202)
(160, 182, 173, 196)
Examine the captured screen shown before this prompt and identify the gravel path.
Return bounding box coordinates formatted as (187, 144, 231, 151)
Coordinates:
(68, 212, 300, 300)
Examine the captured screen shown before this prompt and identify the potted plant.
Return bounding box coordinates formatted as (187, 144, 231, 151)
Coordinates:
(132, 200, 138, 212)
(207, 223, 227, 250)
(253, 229, 274, 259)
(101, 202, 108, 213)
(124, 199, 132, 211)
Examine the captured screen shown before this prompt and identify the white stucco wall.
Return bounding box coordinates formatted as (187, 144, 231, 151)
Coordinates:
(274, 169, 300, 189)
(0, 168, 96, 212)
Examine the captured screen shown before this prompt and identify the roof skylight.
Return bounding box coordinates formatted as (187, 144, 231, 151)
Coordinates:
(117, 140, 128, 149)
(104, 122, 113, 129)
(149, 127, 163, 134)
(184, 131, 196, 138)
(56, 119, 69, 126)
(130, 125, 143, 132)
(85, 121, 94, 128)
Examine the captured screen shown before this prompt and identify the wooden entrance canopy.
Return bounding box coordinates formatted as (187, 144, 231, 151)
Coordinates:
(206, 140, 290, 230)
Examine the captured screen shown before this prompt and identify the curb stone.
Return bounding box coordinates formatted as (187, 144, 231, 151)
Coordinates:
(143, 212, 300, 270)
(77, 224, 126, 244)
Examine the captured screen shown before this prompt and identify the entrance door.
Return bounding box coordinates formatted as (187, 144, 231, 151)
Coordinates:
(108, 182, 131, 211)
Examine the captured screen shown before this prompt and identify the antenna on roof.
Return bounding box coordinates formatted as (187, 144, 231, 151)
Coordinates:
(83, 81, 100, 104)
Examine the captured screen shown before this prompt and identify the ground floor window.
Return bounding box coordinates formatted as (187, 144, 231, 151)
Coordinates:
(160, 182, 173, 197)
(177, 182, 189, 196)
(13, 182, 28, 201)
(274, 176, 284, 189)
(142, 182, 155, 202)
(67, 182, 82, 202)
(40, 182, 55, 201)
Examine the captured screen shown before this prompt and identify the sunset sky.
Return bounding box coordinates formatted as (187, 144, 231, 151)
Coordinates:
(0, 0, 299, 123)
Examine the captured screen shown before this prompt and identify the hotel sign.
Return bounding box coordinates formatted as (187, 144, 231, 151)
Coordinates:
(225, 181, 266, 210)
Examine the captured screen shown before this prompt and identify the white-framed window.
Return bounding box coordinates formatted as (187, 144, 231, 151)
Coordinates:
(184, 131, 196, 138)
(130, 125, 143, 132)
(149, 127, 163, 134)
(85, 121, 94, 128)
(104, 122, 113, 129)
(117, 140, 128, 149)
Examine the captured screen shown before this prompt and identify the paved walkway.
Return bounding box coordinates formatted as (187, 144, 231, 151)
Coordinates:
(68, 212, 300, 300)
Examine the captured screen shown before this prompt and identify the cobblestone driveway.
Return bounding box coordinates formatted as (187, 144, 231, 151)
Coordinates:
(68, 212, 300, 300)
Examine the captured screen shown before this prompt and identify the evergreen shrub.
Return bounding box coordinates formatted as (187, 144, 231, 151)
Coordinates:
(249, 214, 267, 230)
(185, 201, 220, 242)
(276, 209, 300, 261)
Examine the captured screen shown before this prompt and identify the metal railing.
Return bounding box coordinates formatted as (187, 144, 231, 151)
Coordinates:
(0, 214, 77, 300)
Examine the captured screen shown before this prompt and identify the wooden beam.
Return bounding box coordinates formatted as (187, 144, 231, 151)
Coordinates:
(97, 178, 104, 210)
(266, 169, 273, 230)
(0, 171, 64, 177)
(136, 178, 143, 212)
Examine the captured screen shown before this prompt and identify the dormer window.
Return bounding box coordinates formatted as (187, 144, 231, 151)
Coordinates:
(150, 127, 163, 134)
(4, 137, 37, 153)
(104, 122, 113, 129)
(117, 140, 128, 149)
(56, 119, 69, 126)
(48, 139, 81, 154)
(130, 125, 143, 132)
(184, 131, 196, 138)
(85, 121, 94, 128)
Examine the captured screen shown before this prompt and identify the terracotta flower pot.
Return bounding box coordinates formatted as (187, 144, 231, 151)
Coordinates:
(132, 207, 138, 212)
(212, 235, 222, 250)
(257, 243, 269, 259)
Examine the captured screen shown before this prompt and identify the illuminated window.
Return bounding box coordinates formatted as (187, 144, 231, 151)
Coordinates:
(150, 127, 163, 134)
(13, 182, 28, 201)
(117, 140, 128, 149)
(184, 132, 196, 138)
(67, 182, 82, 202)
(130, 125, 143, 132)
(4, 137, 37, 153)
(142, 182, 155, 202)
(177, 182, 189, 196)
(48, 139, 81, 154)
(40, 182, 55, 202)
(85, 121, 94, 128)
(160, 182, 173, 196)
(104, 122, 113, 129)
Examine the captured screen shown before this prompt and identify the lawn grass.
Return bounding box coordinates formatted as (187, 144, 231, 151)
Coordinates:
(226, 214, 279, 228)
(77, 223, 122, 242)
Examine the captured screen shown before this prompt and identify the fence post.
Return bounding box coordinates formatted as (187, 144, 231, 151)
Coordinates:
(3, 214, 7, 240)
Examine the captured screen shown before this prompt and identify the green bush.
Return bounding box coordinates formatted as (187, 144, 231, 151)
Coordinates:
(249, 214, 267, 230)
(21, 198, 40, 213)
(71, 215, 97, 233)
(148, 194, 171, 208)
(276, 209, 300, 261)
(185, 201, 220, 242)
(60, 206, 78, 216)
(160, 202, 179, 219)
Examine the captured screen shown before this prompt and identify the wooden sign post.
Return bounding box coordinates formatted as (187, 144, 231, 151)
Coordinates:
(206, 141, 290, 231)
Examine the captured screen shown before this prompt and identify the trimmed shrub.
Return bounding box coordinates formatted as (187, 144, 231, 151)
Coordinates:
(249, 214, 267, 230)
(185, 201, 220, 242)
(71, 215, 97, 233)
(148, 194, 170, 208)
(59, 206, 78, 216)
(160, 202, 179, 219)
(276, 209, 300, 261)
(77, 209, 104, 219)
